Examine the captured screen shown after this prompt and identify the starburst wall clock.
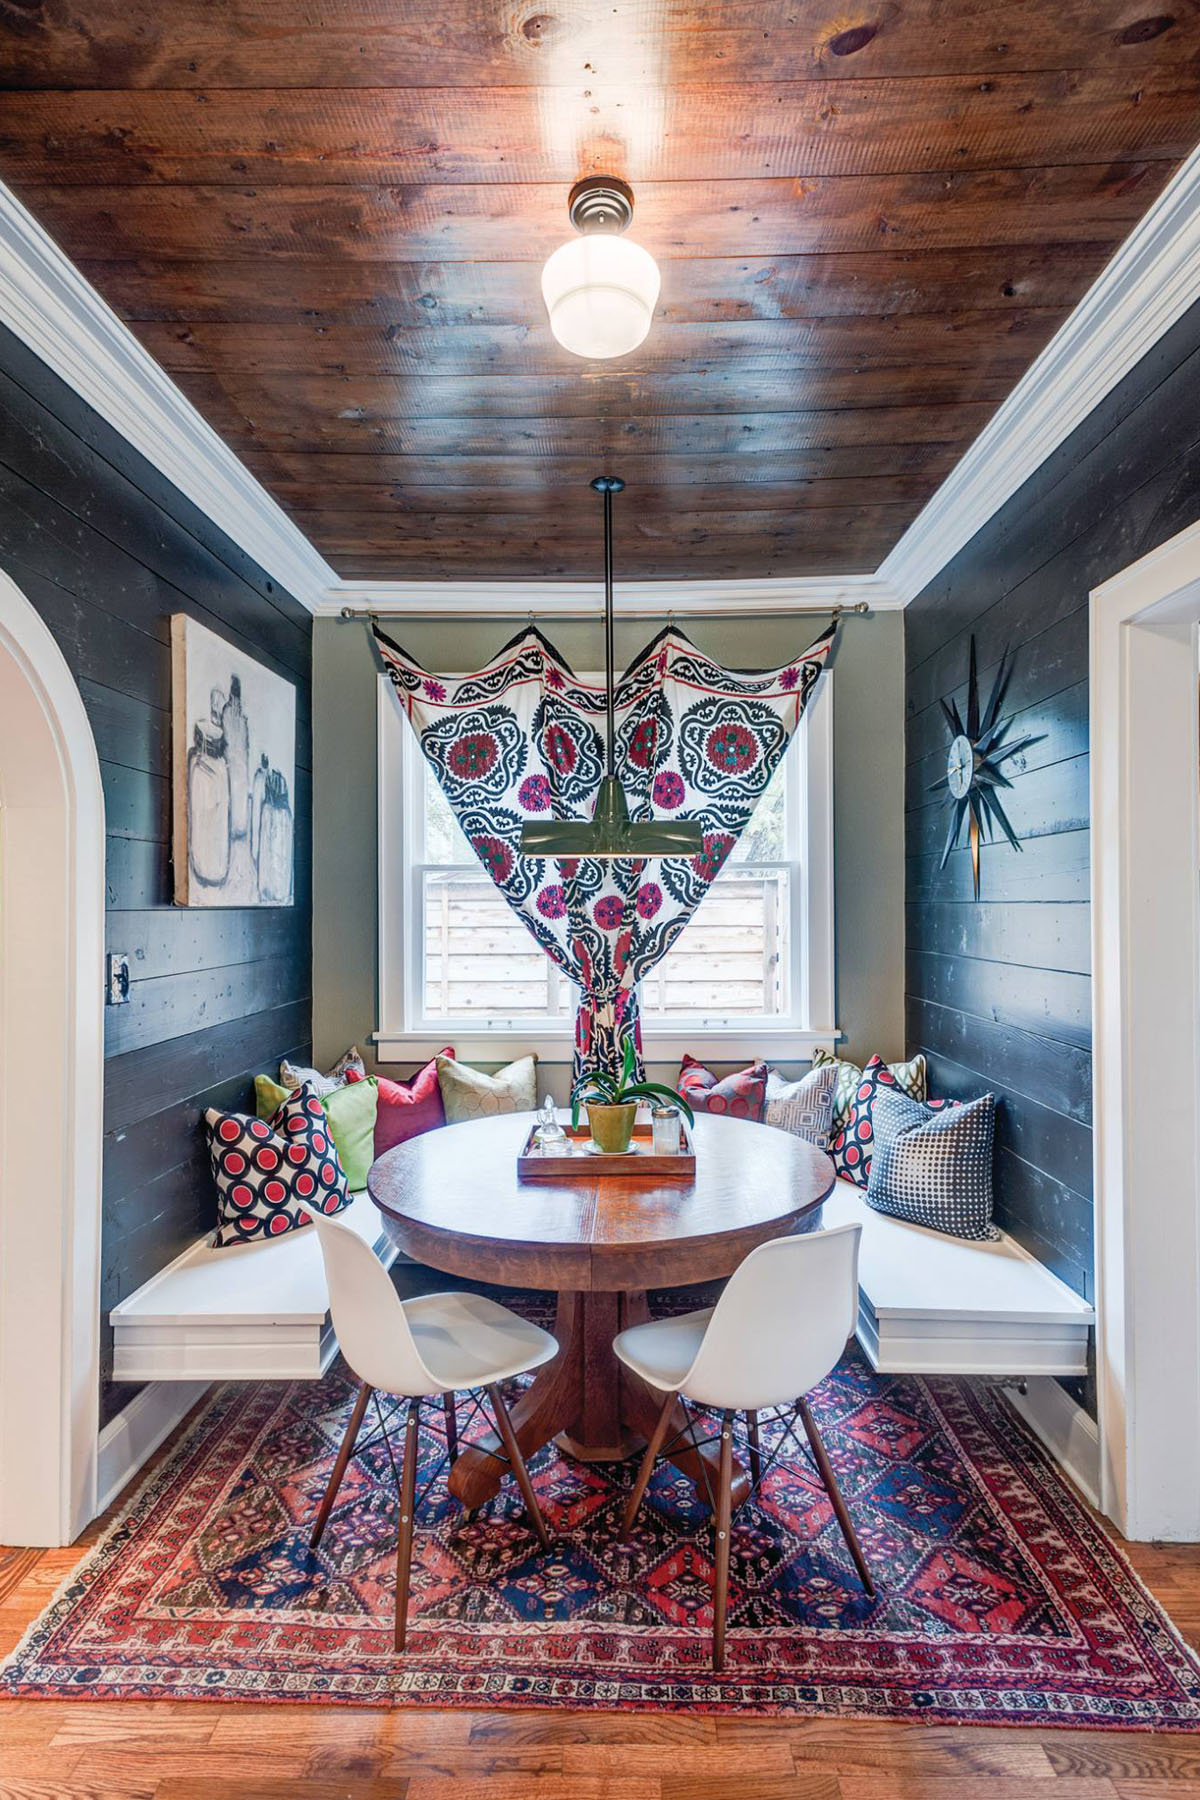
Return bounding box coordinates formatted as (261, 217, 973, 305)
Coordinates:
(931, 638, 1042, 900)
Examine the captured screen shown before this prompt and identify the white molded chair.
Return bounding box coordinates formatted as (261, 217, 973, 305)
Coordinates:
(613, 1221, 872, 1669)
(299, 1202, 557, 1650)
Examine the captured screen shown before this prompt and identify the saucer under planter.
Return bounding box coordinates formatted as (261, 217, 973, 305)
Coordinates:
(586, 1100, 636, 1154)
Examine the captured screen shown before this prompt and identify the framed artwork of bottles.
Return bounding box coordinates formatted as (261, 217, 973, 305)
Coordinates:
(170, 615, 297, 907)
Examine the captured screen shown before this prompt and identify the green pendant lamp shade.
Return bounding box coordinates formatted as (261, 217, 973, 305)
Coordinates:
(520, 477, 703, 861)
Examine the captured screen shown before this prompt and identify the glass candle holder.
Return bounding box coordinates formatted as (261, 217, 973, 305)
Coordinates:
(651, 1105, 680, 1155)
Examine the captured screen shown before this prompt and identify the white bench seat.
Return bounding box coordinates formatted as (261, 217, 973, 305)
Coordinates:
(110, 1192, 396, 1383)
(821, 1179, 1094, 1378)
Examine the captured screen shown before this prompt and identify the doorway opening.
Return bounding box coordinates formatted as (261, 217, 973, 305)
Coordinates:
(0, 570, 105, 1545)
(1092, 519, 1200, 1541)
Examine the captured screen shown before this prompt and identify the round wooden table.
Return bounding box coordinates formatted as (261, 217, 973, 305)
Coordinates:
(368, 1110, 834, 1511)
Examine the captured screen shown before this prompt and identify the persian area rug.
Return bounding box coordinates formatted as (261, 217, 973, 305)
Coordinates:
(4, 1339, 1200, 1726)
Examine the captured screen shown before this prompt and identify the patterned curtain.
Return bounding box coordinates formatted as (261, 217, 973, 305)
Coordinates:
(375, 620, 834, 1083)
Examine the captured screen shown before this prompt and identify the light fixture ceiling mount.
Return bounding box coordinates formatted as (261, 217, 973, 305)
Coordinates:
(542, 176, 660, 360)
(566, 175, 635, 234)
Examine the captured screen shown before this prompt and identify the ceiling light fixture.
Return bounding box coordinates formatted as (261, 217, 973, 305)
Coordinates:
(520, 477, 703, 861)
(541, 177, 660, 360)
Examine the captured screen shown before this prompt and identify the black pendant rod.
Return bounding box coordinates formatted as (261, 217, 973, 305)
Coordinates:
(591, 474, 624, 779)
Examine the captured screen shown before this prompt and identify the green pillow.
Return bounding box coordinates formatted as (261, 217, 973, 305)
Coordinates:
(255, 1073, 291, 1119)
(322, 1078, 379, 1192)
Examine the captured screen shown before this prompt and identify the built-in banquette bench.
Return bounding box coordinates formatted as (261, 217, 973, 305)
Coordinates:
(110, 1190, 397, 1383)
(823, 1180, 1093, 1377)
(110, 1169, 1092, 1386)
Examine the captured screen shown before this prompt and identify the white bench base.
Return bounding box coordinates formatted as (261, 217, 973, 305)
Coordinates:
(110, 1192, 396, 1384)
(822, 1180, 1094, 1378)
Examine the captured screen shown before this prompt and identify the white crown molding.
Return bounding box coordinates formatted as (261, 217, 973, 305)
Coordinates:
(879, 143, 1200, 606)
(323, 573, 903, 619)
(0, 180, 338, 612)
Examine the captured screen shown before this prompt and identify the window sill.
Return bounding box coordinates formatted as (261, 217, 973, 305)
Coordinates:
(373, 1027, 841, 1067)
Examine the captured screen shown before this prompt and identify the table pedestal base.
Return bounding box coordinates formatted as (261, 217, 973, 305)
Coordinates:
(448, 1289, 750, 1513)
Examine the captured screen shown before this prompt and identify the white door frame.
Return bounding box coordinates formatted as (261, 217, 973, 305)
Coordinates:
(1091, 518, 1200, 1541)
(0, 570, 105, 1545)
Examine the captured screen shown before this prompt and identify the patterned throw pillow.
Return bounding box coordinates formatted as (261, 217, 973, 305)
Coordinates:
(375, 1050, 454, 1155)
(764, 1061, 838, 1150)
(279, 1045, 366, 1098)
(813, 1047, 926, 1138)
(436, 1053, 537, 1123)
(256, 1073, 380, 1190)
(677, 1055, 768, 1121)
(867, 1088, 998, 1241)
(828, 1052, 932, 1187)
(206, 1084, 351, 1247)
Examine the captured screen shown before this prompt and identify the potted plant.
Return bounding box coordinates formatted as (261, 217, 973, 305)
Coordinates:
(571, 1037, 695, 1154)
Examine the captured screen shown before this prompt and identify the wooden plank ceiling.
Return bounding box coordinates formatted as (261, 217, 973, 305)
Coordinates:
(1, 2, 1197, 581)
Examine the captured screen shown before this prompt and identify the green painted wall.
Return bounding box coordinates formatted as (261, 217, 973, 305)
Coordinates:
(312, 610, 905, 1087)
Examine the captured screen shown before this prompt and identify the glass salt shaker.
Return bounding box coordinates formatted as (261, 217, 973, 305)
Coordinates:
(651, 1104, 680, 1154)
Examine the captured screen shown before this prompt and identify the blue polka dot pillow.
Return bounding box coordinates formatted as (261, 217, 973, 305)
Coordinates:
(205, 1082, 351, 1246)
(867, 1088, 998, 1241)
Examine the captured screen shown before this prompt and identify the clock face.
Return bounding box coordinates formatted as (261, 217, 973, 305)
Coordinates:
(947, 733, 975, 800)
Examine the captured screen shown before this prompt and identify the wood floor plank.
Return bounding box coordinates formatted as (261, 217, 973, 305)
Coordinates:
(660, 1774, 841, 1800)
(1046, 1739, 1200, 1782)
(48, 1708, 219, 1748)
(157, 1783, 411, 1800)
(405, 1779, 660, 1800)
(468, 1715, 719, 1745)
(209, 1709, 478, 1749)
(774, 1722, 1057, 1777)
(342, 1745, 567, 1779)
(0, 1782, 159, 1800)
(1115, 1786, 1200, 1798)
(836, 1778, 1119, 1800)
(562, 1744, 794, 1777)
(78, 1749, 310, 1785)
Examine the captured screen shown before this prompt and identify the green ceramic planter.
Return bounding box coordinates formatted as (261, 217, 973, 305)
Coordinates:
(587, 1101, 637, 1155)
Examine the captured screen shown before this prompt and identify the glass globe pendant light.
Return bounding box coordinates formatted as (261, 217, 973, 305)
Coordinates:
(520, 477, 703, 861)
(541, 177, 660, 360)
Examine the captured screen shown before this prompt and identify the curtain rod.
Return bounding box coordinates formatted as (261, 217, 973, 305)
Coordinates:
(337, 599, 872, 623)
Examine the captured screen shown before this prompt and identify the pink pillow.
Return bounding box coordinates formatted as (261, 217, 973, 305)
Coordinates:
(373, 1048, 455, 1156)
(678, 1054, 768, 1122)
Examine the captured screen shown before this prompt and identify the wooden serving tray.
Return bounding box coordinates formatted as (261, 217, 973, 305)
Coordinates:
(518, 1120, 695, 1182)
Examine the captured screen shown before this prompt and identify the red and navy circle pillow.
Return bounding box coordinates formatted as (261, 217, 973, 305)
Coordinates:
(830, 1053, 956, 1188)
(205, 1083, 351, 1247)
(677, 1054, 768, 1122)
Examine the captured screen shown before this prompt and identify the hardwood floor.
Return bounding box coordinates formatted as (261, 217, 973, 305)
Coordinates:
(2, 1415, 1199, 1799)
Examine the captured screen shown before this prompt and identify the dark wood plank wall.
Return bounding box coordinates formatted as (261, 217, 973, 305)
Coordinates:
(905, 296, 1200, 1412)
(0, 323, 313, 1427)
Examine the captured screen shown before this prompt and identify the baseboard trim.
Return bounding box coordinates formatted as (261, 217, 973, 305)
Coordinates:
(95, 1380, 209, 1516)
(1007, 1376, 1101, 1513)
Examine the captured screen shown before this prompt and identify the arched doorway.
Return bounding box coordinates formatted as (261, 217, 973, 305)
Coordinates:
(0, 570, 105, 1545)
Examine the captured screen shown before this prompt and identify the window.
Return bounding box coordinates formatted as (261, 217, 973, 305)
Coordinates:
(377, 670, 834, 1060)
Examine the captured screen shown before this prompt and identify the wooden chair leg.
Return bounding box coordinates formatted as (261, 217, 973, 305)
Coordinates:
(745, 1409, 762, 1489)
(310, 1378, 372, 1550)
(442, 1392, 459, 1465)
(486, 1383, 550, 1549)
(620, 1387, 676, 1539)
(797, 1394, 875, 1598)
(394, 1397, 421, 1653)
(712, 1408, 734, 1673)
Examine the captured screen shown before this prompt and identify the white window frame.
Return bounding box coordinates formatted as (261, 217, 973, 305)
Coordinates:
(376, 670, 836, 1064)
